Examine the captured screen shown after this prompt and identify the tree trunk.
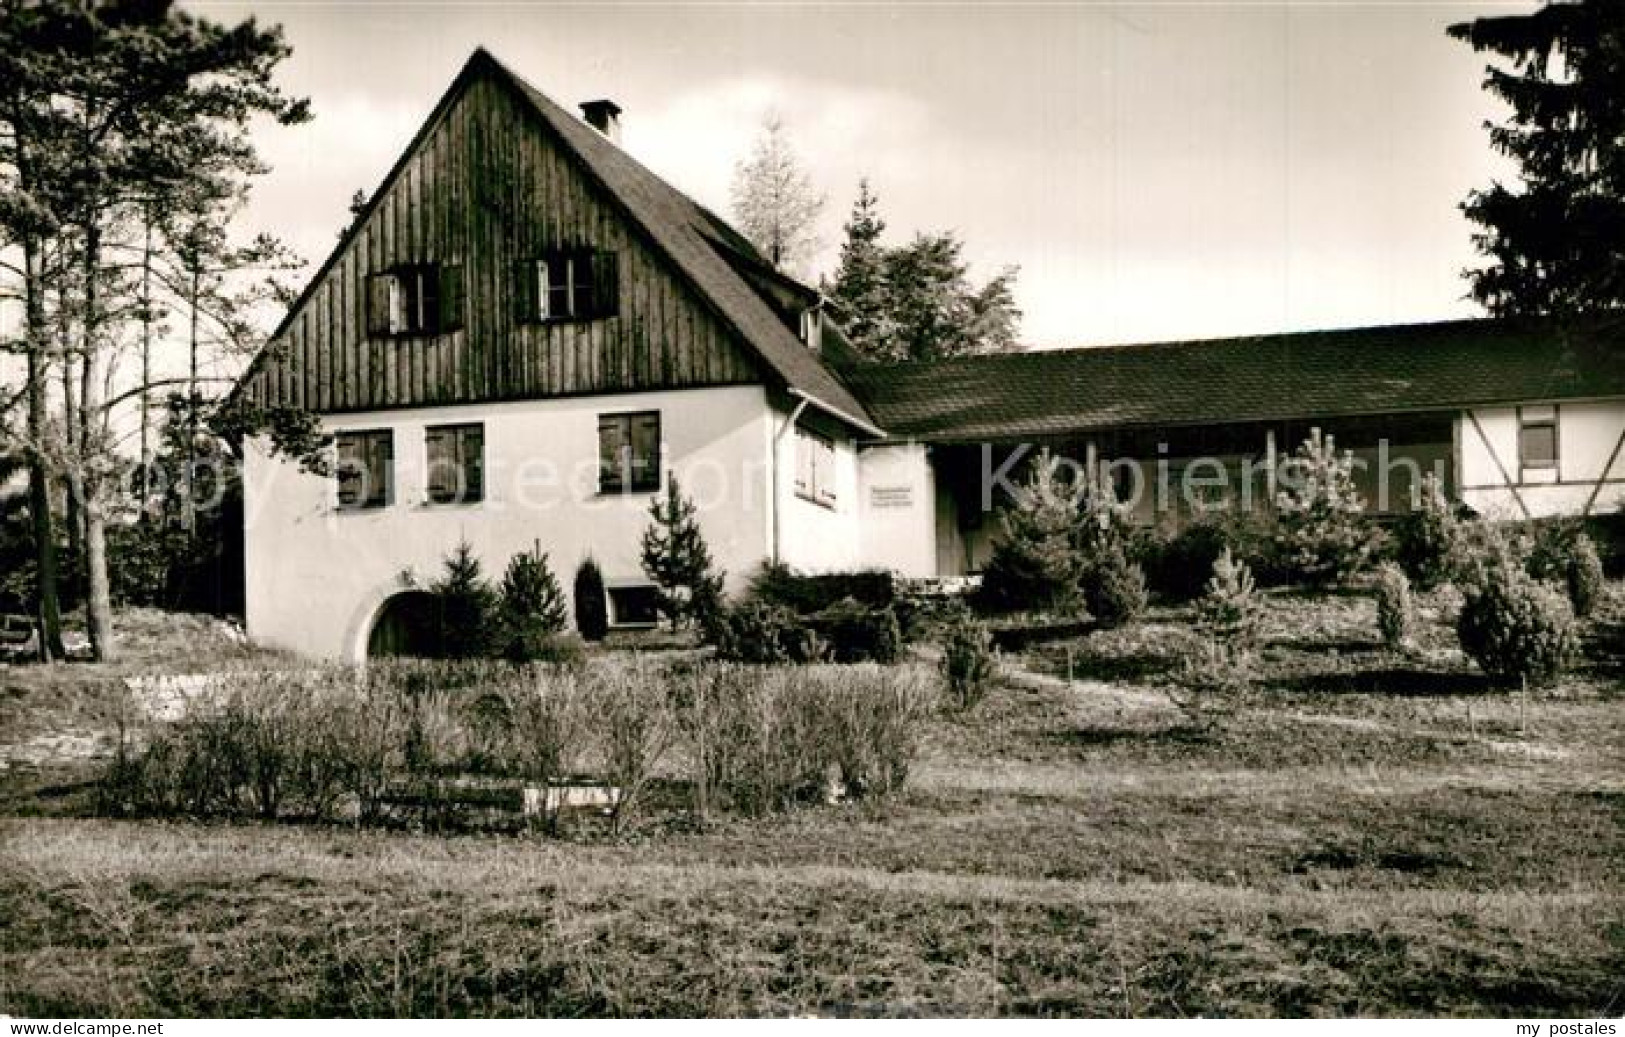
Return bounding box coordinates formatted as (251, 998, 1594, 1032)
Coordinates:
(22, 243, 65, 661)
(60, 324, 85, 599)
(80, 223, 115, 662)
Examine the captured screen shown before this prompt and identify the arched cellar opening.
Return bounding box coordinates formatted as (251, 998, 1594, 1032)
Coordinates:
(366, 591, 442, 659)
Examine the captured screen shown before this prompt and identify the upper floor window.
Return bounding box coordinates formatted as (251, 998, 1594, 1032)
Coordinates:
(516, 249, 619, 322)
(794, 426, 837, 507)
(336, 429, 393, 510)
(367, 263, 463, 337)
(1519, 406, 1558, 471)
(598, 411, 660, 494)
(425, 423, 484, 505)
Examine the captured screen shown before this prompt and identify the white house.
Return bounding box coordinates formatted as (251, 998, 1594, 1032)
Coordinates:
(238, 49, 1625, 661)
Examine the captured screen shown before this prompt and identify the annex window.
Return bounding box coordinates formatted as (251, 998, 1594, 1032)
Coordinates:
(598, 411, 661, 494)
(425, 423, 484, 505)
(607, 585, 660, 628)
(793, 426, 837, 507)
(515, 249, 619, 322)
(1518, 406, 1558, 471)
(367, 263, 464, 337)
(336, 429, 394, 510)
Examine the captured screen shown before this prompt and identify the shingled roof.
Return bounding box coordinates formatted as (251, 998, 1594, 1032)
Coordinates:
(480, 50, 876, 430)
(845, 317, 1625, 442)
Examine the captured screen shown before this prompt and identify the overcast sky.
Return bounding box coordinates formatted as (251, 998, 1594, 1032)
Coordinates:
(211, 0, 1532, 349)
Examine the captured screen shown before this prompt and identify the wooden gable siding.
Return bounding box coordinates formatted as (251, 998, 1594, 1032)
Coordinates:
(248, 72, 761, 414)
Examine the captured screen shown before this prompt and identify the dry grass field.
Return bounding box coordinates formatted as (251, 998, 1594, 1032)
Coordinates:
(1, 592, 1622, 1017)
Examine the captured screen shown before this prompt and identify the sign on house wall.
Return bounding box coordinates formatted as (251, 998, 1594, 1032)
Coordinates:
(869, 485, 914, 509)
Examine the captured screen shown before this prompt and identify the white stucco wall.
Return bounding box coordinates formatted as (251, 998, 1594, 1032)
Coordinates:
(855, 442, 939, 578)
(1459, 400, 1625, 519)
(244, 385, 775, 661)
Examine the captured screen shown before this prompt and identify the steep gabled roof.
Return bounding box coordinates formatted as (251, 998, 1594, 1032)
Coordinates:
(478, 50, 876, 430)
(846, 316, 1625, 442)
(242, 48, 875, 431)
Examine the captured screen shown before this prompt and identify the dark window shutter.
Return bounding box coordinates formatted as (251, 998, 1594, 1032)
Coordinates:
(366, 274, 393, 337)
(425, 428, 451, 503)
(439, 264, 464, 332)
(630, 412, 661, 492)
(598, 417, 625, 492)
(590, 250, 619, 318)
(463, 427, 484, 501)
(513, 259, 537, 323)
(336, 434, 361, 506)
(373, 432, 394, 507)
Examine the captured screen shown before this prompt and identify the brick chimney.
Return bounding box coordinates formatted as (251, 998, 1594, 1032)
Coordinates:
(580, 99, 622, 145)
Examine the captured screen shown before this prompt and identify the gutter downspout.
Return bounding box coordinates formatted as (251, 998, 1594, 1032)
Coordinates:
(773, 397, 811, 566)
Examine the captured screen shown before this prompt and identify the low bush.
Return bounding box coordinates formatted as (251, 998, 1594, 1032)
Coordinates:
(1195, 547, 1262, 662)
(594, 660, 678, 833)
(1164, 635, 1244, 729)
(1393, 473, 1463, 590)
(747, 563, 896, 614)
(1373, 562, 1415, 651)
(1142, 520, 1229, 601)
(1458, 548, 1576, 687)
(1084, 545, 1148, 628)
(1565, 534, 1606, 619)
(939, 611, 997, 711)
(675, 663, 935, 816)
(710, 601, 825, 664)
(807, 599, 903, 664)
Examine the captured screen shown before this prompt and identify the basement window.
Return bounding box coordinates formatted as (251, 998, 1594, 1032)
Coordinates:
(607, 585, 660, 628)
(1518, 407, 1558, 471)
(517, 249, 619, 322)
(336, 429, 393, 510)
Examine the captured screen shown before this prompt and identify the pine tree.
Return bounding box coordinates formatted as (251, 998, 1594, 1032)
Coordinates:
(639, 477, 725, 630)
(498, 543, 568, 662)
(978, 450, 1088, 614)
(1274, 430, 1375, 587)
(1449, 1, 1625, 316)
(432, 541, 497, 659)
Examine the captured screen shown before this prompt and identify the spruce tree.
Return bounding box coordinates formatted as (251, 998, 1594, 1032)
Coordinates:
(829, 179, 889, 349)
(573, 556, 609, 642)
(498, 543, 568, 661)
(978, 450, 1088, 614)
(432, 541, 497, 658)
(1449, 1, 1625, 316)
(639, 477, 724, 630)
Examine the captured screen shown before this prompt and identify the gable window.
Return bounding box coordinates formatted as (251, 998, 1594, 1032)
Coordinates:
(516, 249, 619, 322)
(598, 411, 661, 494)
(336, 429, 393, 510)
(367, 263, 464, 337)
(793, 426, 837, 507)
(425, 423, 484, 504)
(1518, 406, 1559, 471)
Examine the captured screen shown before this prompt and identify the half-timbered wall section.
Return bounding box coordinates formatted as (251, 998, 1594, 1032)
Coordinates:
(244, 68, 761, 414)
